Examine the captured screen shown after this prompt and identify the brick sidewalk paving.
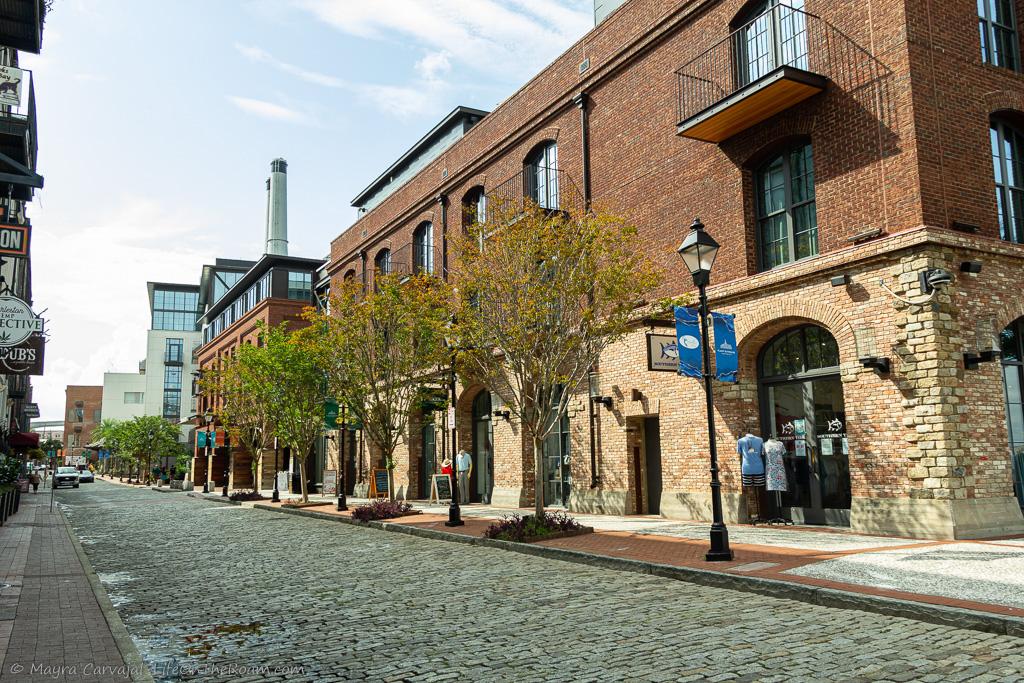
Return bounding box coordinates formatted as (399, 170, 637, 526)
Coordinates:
(0, 489, 145, 682)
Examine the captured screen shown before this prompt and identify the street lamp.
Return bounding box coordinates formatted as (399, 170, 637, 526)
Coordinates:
(202, 409, 213, 494)
(677, 217, 733, 562)
(272, 437, 280, 503)
(336, 406, 347, 512)
(445, 346, 463, 527)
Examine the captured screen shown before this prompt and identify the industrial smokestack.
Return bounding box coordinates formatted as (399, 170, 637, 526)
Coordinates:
(264, 177, 271, 252)
(266, 158, 288, 256)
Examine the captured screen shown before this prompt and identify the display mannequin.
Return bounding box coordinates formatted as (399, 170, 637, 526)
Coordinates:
(736, 432, 765, 523)
(763, 437, 792, 525)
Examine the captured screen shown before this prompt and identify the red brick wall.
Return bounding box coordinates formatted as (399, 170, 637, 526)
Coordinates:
(63, 385, 103, 457)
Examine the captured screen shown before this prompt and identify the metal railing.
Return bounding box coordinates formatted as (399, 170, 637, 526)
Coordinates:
(386, 241, 441, 278)
(0, 67, 36, 166)
(675, 4, 881, 126)
(484, 166, 582, 223)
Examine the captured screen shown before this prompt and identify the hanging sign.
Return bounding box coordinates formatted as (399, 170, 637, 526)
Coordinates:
(711, 312, 738, 382)
(0, 296, 42, 347)
(0, 332, 43, 374)
(646, 333, 679, 372)
(0, 66, 24, 108)
(0, 224, 28, 257)
(673, 306, 702, 378)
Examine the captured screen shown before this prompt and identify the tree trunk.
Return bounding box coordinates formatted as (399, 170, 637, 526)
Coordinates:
(534, 436, 545, 519)
(298, 452, 309, 503)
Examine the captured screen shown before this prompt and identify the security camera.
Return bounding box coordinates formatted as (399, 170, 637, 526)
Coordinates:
(919, 268, 953, 294)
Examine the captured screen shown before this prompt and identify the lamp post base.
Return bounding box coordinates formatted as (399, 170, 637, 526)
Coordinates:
(272, 488, 280, 503)
(706, 525, 733, 562)
(337, 493, 347, 512)
(445, 500, 464, 527)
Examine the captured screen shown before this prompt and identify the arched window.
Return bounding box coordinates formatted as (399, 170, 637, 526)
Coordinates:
(413, 221, 434, 275)
(462, 186, 487, 228)
(374, 249, 391, 291)
(734, 0, 807, 87)
(992, 118, 1024, 244)
(979, 1, 1019, 70)
(343, 269, 356, 283)
(1001, 317, 1024, 506)
(756, 142, 817, 270)
(524, 141, 559, 210)
(758, 324, 849, 522)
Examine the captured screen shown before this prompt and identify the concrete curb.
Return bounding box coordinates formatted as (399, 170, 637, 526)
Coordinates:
(249, 502, 1024, 638)
(185, 492, 241, 506)
(58, 506, 156, 682)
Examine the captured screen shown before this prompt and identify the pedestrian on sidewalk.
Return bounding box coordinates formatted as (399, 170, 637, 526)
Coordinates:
(456, 449, 473, 505)
(29, 470, 40, 493)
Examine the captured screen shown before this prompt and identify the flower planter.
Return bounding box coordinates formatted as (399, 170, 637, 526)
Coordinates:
(501, 526, 594, 544)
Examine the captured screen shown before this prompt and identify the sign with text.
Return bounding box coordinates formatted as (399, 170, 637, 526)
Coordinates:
(370, 468, 389, 499)
(0, 296, 42, 347)
(0, 332, 43, 374)
(646, 333, 678, 372)
(23, 402, 39, 418)
(711, 312, 738, 382)
(0, 224, 28, 257)
(0, 66, 24, 108)
(322, 469, 338, 495)
(430, 473, 452, 503)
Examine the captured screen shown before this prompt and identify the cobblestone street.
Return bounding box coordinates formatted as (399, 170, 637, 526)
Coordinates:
(59, 483, 1024, 682)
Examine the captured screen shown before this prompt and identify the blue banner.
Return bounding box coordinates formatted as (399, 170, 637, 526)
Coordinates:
(674, 306, 703, 378)
(712, 312, 738, 382)
(197, 431, 207, 448)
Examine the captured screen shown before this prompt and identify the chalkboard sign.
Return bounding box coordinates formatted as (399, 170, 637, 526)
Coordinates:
(372, 468, 389, 498)
(430, 474, 452, 503)
(322, 470, 337, 495)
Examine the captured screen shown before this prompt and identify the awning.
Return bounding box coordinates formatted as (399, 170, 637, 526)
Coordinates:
(9, 431, 39, 447)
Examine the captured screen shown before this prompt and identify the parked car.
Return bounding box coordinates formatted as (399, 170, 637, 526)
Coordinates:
(54, 466, 80, 489)
(78, 470, 94, 483)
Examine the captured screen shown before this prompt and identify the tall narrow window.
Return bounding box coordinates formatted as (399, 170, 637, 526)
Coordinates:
(413, 222, 434, 275)
(462, 186, 487, 227)
(757, 143, 817, 270)
(979, 0, 1020, 70)
(735, 0, 807, 86)
(525, 141, 559, 210)
(992, 118, 1024, 244)
(374, 249, 391, 291)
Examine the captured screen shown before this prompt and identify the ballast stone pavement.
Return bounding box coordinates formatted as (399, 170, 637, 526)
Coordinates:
(60, 482, 1024, 682)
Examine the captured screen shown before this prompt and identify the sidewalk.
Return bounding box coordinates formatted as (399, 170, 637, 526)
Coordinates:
(190, 489, 1024, 631)
(0, 487, 150, 682)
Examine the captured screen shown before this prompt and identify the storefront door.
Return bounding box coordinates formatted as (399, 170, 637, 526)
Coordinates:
(471, 392, 494, 504)
(1000, 317, 1024, 509)
(759, 325, 851, 525)
(543, 406, 571, 507)
(420, 422, 436, 500)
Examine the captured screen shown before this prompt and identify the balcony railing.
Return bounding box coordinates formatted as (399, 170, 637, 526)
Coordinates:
(165, 350, 184, 366)
(0, 66, 39, 198)
(675, 4, 879, 143)
(485, 167, 582, 223)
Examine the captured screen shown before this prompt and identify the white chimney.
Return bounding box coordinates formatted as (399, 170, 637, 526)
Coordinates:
(265, 158, 288, 256)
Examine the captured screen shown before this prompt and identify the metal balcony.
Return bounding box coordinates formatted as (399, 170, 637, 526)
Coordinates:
(0, 0, 45, 54)
(164, 351, 184, 366)
(484, 167, 582, 223)
(0, 66, 41, 199)
(675, 5, 874, 143)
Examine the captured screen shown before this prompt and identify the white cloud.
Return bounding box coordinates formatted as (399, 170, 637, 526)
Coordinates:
(293, 0, 592, 79)
(234, 42, 346, 88)
(415, 50, 452, 83)
(227, 95, 312, 124)
(30, 196, 214, 420)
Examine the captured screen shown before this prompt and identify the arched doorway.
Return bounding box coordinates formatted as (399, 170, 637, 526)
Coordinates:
(758, 324, 850, 525)
(471, 392, 494, 503)
(1001, 317, 1024, 508)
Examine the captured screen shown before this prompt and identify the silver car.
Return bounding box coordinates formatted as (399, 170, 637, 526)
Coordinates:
(78, 469, 94, 483)
(54, 466, 80, 489)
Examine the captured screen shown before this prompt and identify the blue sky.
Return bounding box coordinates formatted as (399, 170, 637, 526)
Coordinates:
(25, 0, 594, 420)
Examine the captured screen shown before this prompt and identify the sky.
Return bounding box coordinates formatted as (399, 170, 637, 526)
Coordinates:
(24, 0, 594, 421)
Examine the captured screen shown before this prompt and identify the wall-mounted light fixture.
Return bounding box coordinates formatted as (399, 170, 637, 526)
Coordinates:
(588, 371, 613, 408)
(492, 409, 511, 421)
(859, 356, 891, 374)
(918, 268, 953, 295)
(830, 274, 849, 287)
(964, 349, 999, 370)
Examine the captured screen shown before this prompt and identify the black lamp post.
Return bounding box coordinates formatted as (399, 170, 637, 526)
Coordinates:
(445, 349, 463, 527)
(202, 410, 213, 494)
(677, 217, 733, 562)
(272, 437, 280, 503)
(336, 407, 347, 511)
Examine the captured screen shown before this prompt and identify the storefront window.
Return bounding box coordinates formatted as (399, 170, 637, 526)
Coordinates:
(759, 324, 850, 524)
(543, 386, 571, 507)
(1001, 317, 1024, 507)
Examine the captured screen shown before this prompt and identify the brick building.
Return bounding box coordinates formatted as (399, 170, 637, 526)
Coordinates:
(325, 0, 1024, 539)
(191, 159, 326, 495)
(63, 385, 102, 461)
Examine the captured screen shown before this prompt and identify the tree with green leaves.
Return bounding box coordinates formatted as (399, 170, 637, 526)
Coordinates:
(200, 341, 276, 491)
(302, 273, 451, 501)
(450, 200, 662, 517)
(261, 322, 325, 503)
(94, 418, 132, 479)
